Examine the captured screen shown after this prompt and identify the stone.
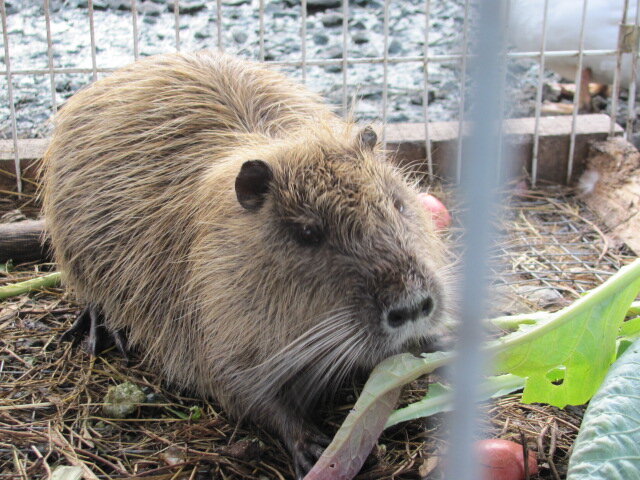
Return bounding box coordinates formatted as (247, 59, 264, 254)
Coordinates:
(321, 13, 343, 28)
(410, 91, 435, 105)
(307, 0, 341, 12)
(324, 64, 342, 73)
(388, 38, 402, 55)
(325, 45, 343, 59)
(232, 30, 248, 44)
(194, 29, 211, 39)
(351, 31, 368, 44)
(177, 0, 206, 14)
(92, 0, 131, 10)
(273, 10, 297, 18)
(360, 88, 382, 100)
(312, 32, 329, 45)
(138, 0, 163, 15)
(517, 285, 564, 307)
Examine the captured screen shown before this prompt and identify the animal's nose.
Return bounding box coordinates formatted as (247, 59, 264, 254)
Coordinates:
(386, 295, 435, 328)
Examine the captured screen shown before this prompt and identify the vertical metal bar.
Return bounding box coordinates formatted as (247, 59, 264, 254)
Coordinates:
(626, 0, 640, 138)
(494, 1, 509, 182)
(423, 0, 433, 177)
(259, 0, 265, 61)
(341, 0, 349, 117)
(455, 0, 471, 184)
(0, 0, 22, 192)
(530, 0, 550, 187)
(381, 0, 389, 146)
(301, 0, 307, 83)
(174, 0, 180, 51)
(566, 0, 589, 183)
(88, 0, 98, 81)
(610, 0, 630, 136)
(217, 0, 224, 52)
(445, 1, 504, 478)
(131, 0, 139, 60)
(44, 0, 57, 114)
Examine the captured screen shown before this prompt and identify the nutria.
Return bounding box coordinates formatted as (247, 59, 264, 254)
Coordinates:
(41, 50, 450, 478)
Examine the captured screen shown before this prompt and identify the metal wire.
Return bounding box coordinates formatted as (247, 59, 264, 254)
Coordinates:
(381, 0, 389, 145)
(566, 0, 589, 184)
(44, 0, 57, 114)
(87, 0, 98, 81)
(423, 0, 433, 177)
(174, 0, 181, 51)
(131, 0, 139, 60)
(446, 0, 505, 477)
(0, 0, 22, 193)
(342, 0, 350, 117)
(217, 0, 223, 52)
(530, 0, 550, 187)
(455, 0, 471, 184)
(610, 0, 631, 136)
(258, 0, 264, 61)
(626, 0, 640, 138)
(300, 0, 307, 83)
(0, 49, 626, 78)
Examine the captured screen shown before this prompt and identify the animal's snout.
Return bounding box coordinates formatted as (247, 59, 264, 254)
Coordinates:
(386, 294, 435, 328)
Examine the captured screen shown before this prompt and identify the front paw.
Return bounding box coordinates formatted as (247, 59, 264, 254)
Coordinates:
(291, 431, 331, 480)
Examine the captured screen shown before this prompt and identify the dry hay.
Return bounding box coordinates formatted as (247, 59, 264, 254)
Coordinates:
(1, 185, 636, 479)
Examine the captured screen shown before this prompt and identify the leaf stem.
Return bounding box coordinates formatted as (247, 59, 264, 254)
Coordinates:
(0, 272, 62, 300)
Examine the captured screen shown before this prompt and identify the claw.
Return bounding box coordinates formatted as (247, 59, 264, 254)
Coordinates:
(292, 431, 331, 479)
(112, 329, 129, 363)
(60, 303, 129, 360)
(59, 306, 92, 344)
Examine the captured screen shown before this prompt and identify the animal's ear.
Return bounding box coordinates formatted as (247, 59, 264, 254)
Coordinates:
(235, 160, 273, 211)
(357, 126, 378, 150)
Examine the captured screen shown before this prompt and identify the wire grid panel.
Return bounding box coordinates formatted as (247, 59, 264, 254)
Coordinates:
(2, 0, 640, 191)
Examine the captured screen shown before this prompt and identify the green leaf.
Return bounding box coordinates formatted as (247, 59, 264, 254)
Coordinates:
(567, 337, 640, 479)
(304, 352, 453, 480)
(619, 315, 640, 337)
(385, 374, 525, 428)
(490, 259, 640, 407)
(189, 405, 203, 421)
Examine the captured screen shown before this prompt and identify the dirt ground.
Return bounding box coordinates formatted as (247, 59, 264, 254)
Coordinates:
(0, 185, 636, 479)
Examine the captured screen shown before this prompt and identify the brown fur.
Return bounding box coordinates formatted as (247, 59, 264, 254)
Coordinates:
(41, 51, 451, 475)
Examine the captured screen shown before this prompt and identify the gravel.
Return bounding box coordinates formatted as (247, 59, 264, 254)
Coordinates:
(1, 0, 637, 140)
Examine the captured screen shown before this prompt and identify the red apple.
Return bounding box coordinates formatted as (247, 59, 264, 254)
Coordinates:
(417, 193, 451, 230)
(475, 438, 538, 480)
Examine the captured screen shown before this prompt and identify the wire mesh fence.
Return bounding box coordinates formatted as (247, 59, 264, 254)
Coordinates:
(1, 0, 640, 190)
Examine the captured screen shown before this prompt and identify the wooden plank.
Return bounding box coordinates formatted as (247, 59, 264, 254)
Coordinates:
(0, 138, 49, 161)
(382, 114, 623, 184)
(0, 114, 624, 192)
(579, 137, 640, 256)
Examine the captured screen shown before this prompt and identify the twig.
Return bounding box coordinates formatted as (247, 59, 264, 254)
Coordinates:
(547, 419, 561, 480)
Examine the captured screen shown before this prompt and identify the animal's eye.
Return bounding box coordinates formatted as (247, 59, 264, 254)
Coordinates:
(293, 224, 324, 247)
(393, 198, 405, 214)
